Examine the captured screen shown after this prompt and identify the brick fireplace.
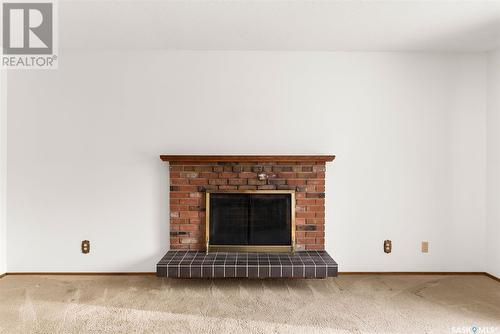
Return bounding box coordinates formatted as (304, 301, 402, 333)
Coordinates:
(157, 155, 338, 278)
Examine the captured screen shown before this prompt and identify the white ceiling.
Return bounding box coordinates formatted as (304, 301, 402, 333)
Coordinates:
(60, 0, 500, 52)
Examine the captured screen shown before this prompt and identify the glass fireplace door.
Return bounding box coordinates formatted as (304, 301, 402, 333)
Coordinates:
(206, 190, 295, 252)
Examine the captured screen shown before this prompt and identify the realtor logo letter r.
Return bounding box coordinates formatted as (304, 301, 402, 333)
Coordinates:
(2, 2, 53, 54)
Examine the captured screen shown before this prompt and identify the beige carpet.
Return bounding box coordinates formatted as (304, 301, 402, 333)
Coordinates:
(0, 275, 499, 334)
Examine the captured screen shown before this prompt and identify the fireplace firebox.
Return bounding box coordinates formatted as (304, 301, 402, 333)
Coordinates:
(206, 190, 295, 252)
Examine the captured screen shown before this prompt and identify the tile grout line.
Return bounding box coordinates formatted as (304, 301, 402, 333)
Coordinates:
(317, 250, 327, 278)
(224, 252, 227, 278)
(177, 251, 189, 278)
(258, 254, 261, 278)
(201, 251, 207, 278)
(166, 250, 179, 277)
(188, 251, 197, 278)
(299, 253, 305, 278)
(279, 253, 283, 278)
(268, 253, 271, 278)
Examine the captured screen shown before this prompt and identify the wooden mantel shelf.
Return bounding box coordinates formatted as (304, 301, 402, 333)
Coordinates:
(160, 155, 335, 163)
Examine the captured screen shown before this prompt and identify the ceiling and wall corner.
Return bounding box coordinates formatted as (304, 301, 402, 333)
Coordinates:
(59, 0, 500, 52)
(486, 49, 500, 279)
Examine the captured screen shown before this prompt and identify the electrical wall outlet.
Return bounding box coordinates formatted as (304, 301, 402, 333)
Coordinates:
(384, 240, 392, 253)
(421, 241, 429, 253)
(81, 240, 90, 254)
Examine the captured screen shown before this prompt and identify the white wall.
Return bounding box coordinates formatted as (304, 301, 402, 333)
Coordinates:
(487, 50, 500, 278)
(6, 51, 487, 272)
(0, 71, 6, 275)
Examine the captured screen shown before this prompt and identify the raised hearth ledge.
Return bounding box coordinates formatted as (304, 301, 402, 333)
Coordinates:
(157, 251, 338, 278)
(160, 155, 335, 163)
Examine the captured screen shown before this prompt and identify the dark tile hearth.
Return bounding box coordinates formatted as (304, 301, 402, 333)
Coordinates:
(156, 251, 338, 278)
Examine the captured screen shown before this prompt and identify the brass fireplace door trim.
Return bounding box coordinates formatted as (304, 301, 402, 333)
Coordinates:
(205, 190, 296, 253)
